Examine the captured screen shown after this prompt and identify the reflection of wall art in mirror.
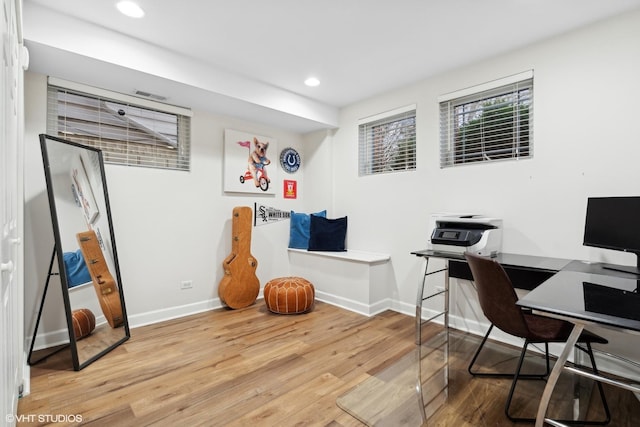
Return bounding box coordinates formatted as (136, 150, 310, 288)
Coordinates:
(29, 134, 130, 371)
(71, 155, 99, 225)
(95, 227, 105, 250)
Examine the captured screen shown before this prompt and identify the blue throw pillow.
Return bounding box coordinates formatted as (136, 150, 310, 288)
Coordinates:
(63, 250, 91, 288)
(289, 210, 327, 249)
(308, 215, 347, 252)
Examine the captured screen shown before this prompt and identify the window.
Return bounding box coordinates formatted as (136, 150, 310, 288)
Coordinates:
(47, 78, 192, 171)
(358, 105, 416, 176)
(439, 71, 533, 168)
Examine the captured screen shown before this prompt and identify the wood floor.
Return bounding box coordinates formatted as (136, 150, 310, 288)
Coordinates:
(18, 301, 640, 426)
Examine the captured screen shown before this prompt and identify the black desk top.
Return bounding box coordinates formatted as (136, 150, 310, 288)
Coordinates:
(518, 267, 640, 333)
(411, 250, 572, 272)
(412, 250, 640, 331)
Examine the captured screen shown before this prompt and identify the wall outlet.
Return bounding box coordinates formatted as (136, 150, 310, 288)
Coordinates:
(180, 280, 193, 290)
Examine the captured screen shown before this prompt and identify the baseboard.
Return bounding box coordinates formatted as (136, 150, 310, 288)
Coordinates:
(390, 299, 416, 318)
(590, 349, 640, 385)
(28, 328, 70, 352)
(127, 298, 223, 329)
(419, 307, 640, 383)
(27, 298, 225, 352)
(314, 290, 391, 317)
(26, 294, 640, 386)
(21, 356, 30, 397)
(28, 311, 110, 351)
(130, 293, 390, 324)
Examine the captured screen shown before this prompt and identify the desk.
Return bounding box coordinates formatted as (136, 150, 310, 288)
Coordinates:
(518, 262, 640, 427)
(410, 250, 573, 423)
(411, 250, 572, 341)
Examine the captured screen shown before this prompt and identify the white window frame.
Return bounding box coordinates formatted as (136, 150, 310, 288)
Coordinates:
(439, 71, 533, 168)
(46, 77, 192, 171)
(358, 104, 417, 176)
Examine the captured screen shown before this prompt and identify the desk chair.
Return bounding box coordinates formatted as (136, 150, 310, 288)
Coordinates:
(464, 252, 610, 424)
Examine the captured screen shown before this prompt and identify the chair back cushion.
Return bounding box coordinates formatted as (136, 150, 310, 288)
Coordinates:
(464, 252, 531, 338)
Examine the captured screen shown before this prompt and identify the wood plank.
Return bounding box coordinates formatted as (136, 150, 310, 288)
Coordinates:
(19, 301, 640, 426)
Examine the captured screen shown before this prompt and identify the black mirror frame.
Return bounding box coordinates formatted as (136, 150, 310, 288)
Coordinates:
(32, 134, 130, 370)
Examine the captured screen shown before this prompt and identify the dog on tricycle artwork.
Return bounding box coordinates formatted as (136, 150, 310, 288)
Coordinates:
(238, 138, 271, 191)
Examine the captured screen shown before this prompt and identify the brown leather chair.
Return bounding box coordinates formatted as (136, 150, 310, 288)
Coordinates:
(464, 252, 610, 424)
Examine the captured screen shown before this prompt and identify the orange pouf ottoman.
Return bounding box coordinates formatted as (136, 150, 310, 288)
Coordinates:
(72, 308, 96, 340)
(264, 276, 315, 314)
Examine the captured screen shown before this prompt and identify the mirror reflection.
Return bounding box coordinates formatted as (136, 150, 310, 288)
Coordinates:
(34, 134, 129, 370)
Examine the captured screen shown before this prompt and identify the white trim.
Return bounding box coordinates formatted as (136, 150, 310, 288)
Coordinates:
(21, 361, 30, 397)
(314, 292, 370, 316)
(28, 298, 225, 351)
(358, 103, 417, 125)
(127, 297, 221, 328)
(287, 248, 390, 264)
(47, 76, 193, 117)
(25, 294, 640, 385)
(438, 70, 534, 102)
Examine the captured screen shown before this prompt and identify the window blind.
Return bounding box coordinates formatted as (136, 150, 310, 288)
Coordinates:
(46, 82, 192, 171)
(358, 105, 417, 176)
(439, 75, 533, 168)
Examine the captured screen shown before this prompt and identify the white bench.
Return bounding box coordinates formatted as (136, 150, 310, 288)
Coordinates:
(287, 248, 391, 316)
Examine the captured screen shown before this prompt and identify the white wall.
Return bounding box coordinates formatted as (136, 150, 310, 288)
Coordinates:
(23, 72, 308, 340)
(22, 9, 640, 373)
(319, 9, 640, 365)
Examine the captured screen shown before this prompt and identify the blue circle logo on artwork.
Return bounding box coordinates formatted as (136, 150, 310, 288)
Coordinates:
(280, 147, 301, 173)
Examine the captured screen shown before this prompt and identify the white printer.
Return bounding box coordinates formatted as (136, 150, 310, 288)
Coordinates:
(428, 214, 503, 256)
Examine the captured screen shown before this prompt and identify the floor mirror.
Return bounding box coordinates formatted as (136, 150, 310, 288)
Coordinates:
(30, 134, 130, 370)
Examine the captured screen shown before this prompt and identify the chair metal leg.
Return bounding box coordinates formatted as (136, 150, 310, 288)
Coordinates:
(544, 342, 551, 375)
(505, 340, 538, 423)
(468, 324, 498, 376)
(468, 327, 549, 379)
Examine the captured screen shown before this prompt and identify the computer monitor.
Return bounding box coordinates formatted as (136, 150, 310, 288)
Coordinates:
(583, 196, 640, 275)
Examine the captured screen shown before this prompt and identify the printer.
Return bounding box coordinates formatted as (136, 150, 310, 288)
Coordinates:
(428, 214, 503, 256)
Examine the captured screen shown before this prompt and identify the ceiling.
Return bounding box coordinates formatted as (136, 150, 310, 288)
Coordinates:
(21, 0, 640, 133)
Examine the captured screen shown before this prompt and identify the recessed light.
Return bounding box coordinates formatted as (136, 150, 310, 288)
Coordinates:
(116, 1, 145, 18)
(304, 77, 320, 87)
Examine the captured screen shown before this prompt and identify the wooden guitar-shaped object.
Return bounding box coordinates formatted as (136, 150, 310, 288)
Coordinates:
(218, 206, 260, 309)
(77, 230, 124, 328)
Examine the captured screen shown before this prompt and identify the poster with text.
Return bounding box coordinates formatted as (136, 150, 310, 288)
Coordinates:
(283, 180, 297, 199)
(224, 129, 277, 194)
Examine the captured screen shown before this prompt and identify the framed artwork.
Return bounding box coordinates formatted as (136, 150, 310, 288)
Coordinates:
(224, 129, 277, 194)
